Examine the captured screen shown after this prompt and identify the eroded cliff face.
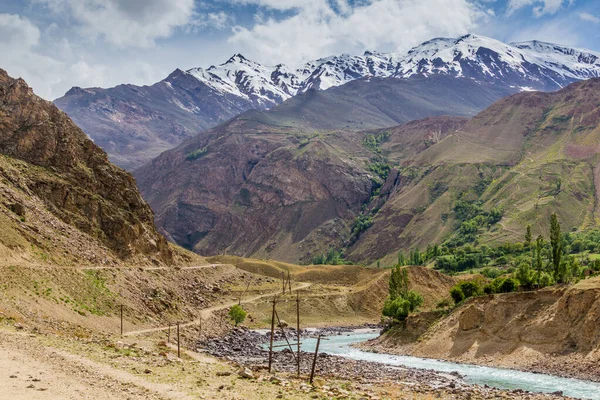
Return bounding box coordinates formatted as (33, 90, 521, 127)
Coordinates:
(0, 69, 172, 264)
(398, 279, 600, 380)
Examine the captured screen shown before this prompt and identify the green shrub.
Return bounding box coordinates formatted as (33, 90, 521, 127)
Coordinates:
(185, 146, 208, 161)
(450, 287, 465, 305)
(498, 277, 519, 293)
(382, 298, 411, 321)
(458, 281, 482, 298)
(228, 304, 247, 326)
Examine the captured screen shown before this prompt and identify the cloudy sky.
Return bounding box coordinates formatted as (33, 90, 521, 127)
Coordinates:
(1, 0, 599, 100)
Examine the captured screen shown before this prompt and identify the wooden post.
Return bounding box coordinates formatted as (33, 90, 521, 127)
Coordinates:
(268, 296, 276, 373)
(199, 318, 202, 339)
(274, 310, 297, 363)
(282, 271, 285, 294)
(288, 272, 292, 294)
(239, 278, 252, 305)
(296, 292, 301, 376)
(120, 304, 123, 336)
(309, 335, 322, 384)
(167, 322, 171, 344)
(177, 321, 180, 358)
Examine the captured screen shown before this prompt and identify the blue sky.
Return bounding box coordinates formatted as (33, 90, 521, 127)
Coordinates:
(1, 0, 599, 100)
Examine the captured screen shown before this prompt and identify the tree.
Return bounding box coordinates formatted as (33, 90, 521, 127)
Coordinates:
(397, 252, 406, 266)
(458, 281, 482, 298)
(535, 235, 544, 286)
(550, 213, 564, 283)
(382, 297, 411, 321)
(384, 266, 423, 322)
(524, 225, 532, 248)
(389, 266, 409, 301)
(404, 291, 424, 312)
(516, 261, 534, 289)
(228, 304, 247, 326)
(499, 277, 519, 293)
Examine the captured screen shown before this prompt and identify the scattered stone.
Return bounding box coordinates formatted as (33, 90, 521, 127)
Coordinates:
(216, 371, 232, 376)
(237, 367, 254, 379)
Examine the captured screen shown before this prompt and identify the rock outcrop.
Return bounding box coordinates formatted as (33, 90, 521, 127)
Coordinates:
(0, 69, 172, 264)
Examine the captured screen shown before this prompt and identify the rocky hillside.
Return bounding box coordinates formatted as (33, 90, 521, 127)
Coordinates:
(351, 77, 600, 265)
(55, 34, 600, 169)
(0, 69, 172, 265)
(137, 78, 600, 265)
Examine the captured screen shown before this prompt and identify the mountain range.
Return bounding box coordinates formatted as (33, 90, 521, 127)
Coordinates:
(54, 34, 600, 169)
(134, 71, 600, 264)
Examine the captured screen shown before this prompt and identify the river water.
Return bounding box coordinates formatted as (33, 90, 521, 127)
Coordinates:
(269, 330, 600, 400)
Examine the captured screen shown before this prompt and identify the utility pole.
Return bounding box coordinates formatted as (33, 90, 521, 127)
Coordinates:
(120, 304, 123, 336)
(296, 292, 301, 376)
(309, 335, 322, 384)
(268, 296, 276, 373)
(177, 322, 180, 358)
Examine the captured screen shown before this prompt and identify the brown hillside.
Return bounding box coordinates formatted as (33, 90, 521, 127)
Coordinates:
(0, 69, 171, 264)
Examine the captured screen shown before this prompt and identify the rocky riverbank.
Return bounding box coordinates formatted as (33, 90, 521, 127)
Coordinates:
(197, 327, 572, 400)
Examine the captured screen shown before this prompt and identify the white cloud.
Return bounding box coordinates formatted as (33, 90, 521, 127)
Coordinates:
(507, 16, 581, 46)
(228, 0, 488, 65)
(507, 0, 572, 17)
(33, 0, 197, 47)
(191, 11, 235, 31)
(0, 12, 167, 100)
(0, 13, 63, 98)
(579, 12, 600, 24)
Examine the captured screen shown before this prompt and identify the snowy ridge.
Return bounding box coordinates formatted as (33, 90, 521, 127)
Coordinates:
(179, 34, 600, 108)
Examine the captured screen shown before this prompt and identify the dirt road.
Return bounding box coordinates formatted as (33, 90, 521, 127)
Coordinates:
(124, 282, 312, 337)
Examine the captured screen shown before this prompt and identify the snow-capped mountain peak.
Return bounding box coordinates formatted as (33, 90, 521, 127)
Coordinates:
(182, 34, 600, 109)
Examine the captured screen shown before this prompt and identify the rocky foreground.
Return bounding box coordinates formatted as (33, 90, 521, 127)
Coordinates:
(198, 327, 572, 400)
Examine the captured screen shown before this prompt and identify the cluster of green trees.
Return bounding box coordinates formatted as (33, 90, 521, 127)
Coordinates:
(432, 214, 600, 280)
(443, 213, 600, 305)
(382, 266, 423, 322)
(449, 276, 522, 304)
(396, 249, 428, 266)
(444, 199, 503, 247)
(362, 131, 390, 154)
(312, 249, 350, 265)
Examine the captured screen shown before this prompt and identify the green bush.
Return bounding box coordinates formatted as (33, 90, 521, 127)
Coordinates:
(382, 298, 411, 321)
(498, 277, 519, 293)
(516, 262, 534, 289)
(458, 281, 482, 298)
(185, 146, 208, 161)
(481, 267, 502, 279)
(228, 304, 247, 326)
(450, 287, 465, 305)
(382, 290, 423, 321)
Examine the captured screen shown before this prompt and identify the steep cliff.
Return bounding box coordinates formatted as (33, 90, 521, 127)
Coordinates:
(0, 69, 171, 264)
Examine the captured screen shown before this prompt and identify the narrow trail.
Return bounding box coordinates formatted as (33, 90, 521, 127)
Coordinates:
(123, 282, 312, 337)
(81, 264, 224, 271)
